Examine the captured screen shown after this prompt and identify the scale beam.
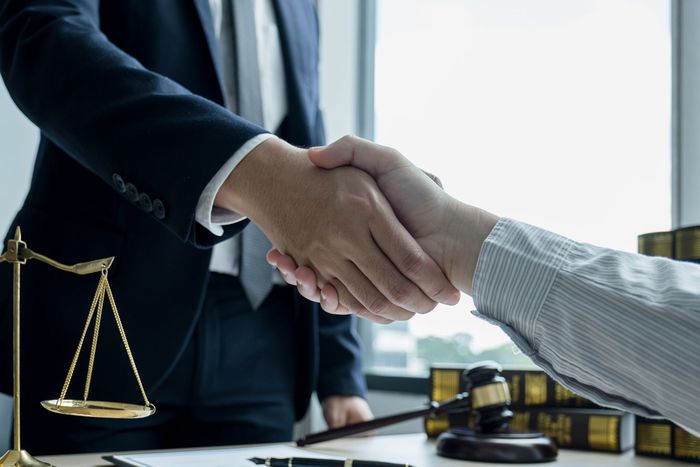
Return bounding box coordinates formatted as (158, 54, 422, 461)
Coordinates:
(22, 249, 114, 275)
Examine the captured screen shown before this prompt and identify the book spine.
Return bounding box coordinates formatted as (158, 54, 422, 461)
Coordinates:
(510, 409, 630, 453)
(636, 416, 700, 463)
(425, 367, 463, 437)
(502, 370, 598, 409)
(674, 425, 700, 463)
(674, 225, 700, 264)
(638, 231, 674, 258)
(635, 417, 674, 459)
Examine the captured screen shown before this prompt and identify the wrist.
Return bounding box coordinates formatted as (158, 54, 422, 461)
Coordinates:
(441, 198, 499, 294)
(215, 137, 305, 222)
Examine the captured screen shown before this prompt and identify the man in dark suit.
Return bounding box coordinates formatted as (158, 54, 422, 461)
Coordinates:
(0, 0, 458, 455)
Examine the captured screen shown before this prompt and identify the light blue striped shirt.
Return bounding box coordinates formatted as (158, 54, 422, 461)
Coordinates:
(472, 218, 700, 435)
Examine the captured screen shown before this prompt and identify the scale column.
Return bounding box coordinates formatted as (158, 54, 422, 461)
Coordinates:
(0, 226, 54, 467)
(13, 257, 20, 451)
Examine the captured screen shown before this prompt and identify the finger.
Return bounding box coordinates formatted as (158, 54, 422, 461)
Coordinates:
(330, 279, 393, 324)
(295, 266, 321, 302)
(295, 282, 320, 302)
(308, 135, 411, 180)
(320, 282, 340, 313)
(266, 249, 298, 284)
(332, 264, 415, 321)
(327, 408, 345, 429)
(266, 248, 283, 267)
(320, 283, 362, 318)
(352, 231, 437, 314)
(369, 203, 461, 306)
(295, 266, 318, 291)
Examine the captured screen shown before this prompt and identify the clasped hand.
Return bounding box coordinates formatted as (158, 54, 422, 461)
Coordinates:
(216, 136, 461, 323)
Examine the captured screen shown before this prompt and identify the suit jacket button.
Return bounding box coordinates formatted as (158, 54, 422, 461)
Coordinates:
(153, 199, 165, 219)
(125, 183, 139, 202)
(138, 193, 153, 212)
(112, 174, 126, 193)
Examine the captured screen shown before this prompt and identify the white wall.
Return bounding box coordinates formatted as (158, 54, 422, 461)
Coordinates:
(0, 81, 37, 236)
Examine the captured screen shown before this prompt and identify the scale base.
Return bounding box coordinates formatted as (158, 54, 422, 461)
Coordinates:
(0, 449, 54, 467)
(437, 428, 558, 463)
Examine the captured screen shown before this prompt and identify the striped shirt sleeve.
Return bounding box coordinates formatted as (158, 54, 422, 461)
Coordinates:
(471, 218, 700, 435)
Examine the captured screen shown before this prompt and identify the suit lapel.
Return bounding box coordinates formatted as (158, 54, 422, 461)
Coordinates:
(193, 0, 225, 101)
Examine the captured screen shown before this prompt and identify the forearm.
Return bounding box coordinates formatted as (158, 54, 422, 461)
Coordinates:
(471, 218, 700, 434)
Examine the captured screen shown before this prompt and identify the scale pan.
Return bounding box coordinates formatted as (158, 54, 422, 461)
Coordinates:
(40, 399, 156, 419)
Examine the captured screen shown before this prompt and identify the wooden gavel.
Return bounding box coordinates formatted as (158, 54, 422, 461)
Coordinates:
(297, 392, 473, 446)
(297, 362, 513, 447)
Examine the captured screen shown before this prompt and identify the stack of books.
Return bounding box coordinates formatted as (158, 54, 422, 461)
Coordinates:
(426, 366, 634, 453)
(635, 225, 700, 463)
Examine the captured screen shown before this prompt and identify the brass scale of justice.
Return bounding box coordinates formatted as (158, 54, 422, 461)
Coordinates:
(0, 227, 155, 467)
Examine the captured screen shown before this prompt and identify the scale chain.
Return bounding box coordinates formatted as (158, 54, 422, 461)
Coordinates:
(58, 273, 107, 404)
(104, 276, 151, 406)
(83, 271, 106, 401)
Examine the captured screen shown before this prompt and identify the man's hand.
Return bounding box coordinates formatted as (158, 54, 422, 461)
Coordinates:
(267, 136, 500, 316)
(321, 395, 374, 429)
(215, 137, 460, 322)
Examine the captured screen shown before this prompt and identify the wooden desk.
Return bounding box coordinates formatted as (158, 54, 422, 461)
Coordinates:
(38, 433, 688, 466)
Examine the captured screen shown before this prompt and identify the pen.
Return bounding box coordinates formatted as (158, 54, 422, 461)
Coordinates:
(248, 457, 414, 467)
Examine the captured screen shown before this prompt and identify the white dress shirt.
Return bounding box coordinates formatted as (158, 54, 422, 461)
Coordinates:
(196, 0, 287, 275)
(473, 218, 700, 435)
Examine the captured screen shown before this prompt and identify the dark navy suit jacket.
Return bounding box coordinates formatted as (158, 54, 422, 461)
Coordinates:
(0, 0, 365, 419)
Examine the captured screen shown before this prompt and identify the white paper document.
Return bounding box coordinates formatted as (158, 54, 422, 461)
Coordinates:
(106, 445, 343, 467)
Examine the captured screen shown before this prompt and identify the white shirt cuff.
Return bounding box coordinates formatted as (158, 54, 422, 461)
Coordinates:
(195, 133, 277, 236)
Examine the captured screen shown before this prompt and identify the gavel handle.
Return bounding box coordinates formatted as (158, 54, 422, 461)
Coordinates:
(296, 406, 435, 446)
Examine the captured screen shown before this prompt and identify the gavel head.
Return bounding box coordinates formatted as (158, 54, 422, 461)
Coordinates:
(465, 361, 513, 433)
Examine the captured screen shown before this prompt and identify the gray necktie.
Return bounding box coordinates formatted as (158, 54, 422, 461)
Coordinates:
(228, 0, 275, 309)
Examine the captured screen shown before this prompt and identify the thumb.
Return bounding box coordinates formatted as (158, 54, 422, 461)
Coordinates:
(307, 140, 353, 170)
(308, 135, 409, 179)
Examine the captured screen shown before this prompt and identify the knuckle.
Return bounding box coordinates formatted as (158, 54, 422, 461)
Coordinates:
(347, 193, 374, 215)
(387, 280, 412, 306)
(388, 147, 403, 159)
(340, 134, 357, 145)
(368, 295, 391, 316)
(401, 250, 428, 276)
(421, 300, 438, 314)
(428, 283, 452, 303)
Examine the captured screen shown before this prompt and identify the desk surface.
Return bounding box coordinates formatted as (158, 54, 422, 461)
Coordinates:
(38, 433, 687, 466)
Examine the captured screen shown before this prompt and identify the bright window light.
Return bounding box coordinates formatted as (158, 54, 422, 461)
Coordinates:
(369, 0, 671, 373)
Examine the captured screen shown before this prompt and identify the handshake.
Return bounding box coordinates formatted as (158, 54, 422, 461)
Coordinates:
(218, 135, 500, 323)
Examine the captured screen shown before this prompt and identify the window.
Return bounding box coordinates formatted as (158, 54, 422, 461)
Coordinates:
(363, 0, 671, 374)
